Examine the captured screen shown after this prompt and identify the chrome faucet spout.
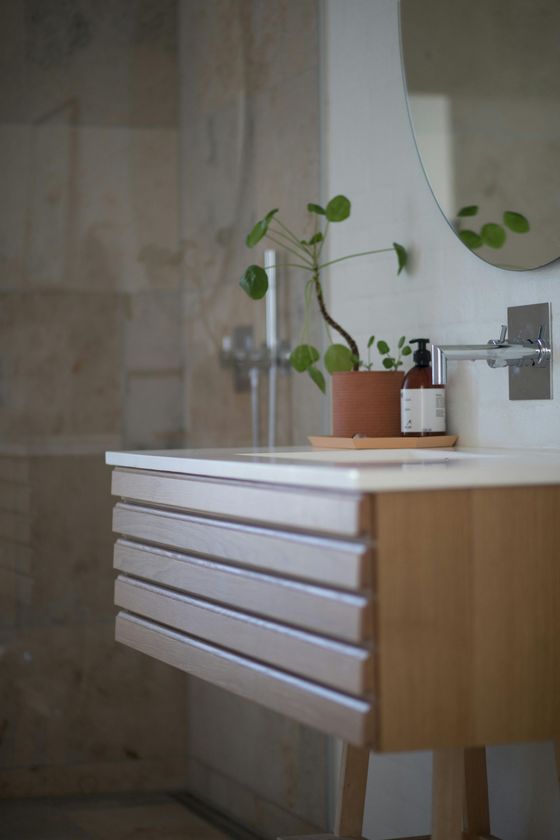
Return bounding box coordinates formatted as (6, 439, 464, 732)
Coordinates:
(431, 331, 551, 386)
(431, 343, 447, 386)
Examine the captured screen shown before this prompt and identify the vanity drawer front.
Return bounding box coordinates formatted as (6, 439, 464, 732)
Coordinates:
(114, 540, 372, 643)
(116, 611, 374, 747)
(115, 575, 373, 695)
(112, 468, 368, 537)
(112, 503, 371, 590)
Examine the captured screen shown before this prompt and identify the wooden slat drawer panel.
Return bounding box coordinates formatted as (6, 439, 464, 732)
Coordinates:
(112, 468, 368, 537)
(115, 575, 373, 694)
(114, 540, 372, 643)
(115, 576, 373, 695)
(116, 611, 374, 746)
(113, 503, 371, 589)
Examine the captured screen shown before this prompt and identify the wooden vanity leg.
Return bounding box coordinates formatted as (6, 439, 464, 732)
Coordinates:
(334, 743, 370, 838)
(431, 748, 464, 840)
(463, 747, 491, 836)
(277, 743, 369, 840)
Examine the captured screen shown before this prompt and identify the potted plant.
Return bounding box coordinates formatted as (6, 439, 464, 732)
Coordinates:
(240, 195, 409, 437)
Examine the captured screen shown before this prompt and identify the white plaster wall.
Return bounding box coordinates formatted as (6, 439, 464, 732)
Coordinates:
(324, 0, 560, 450)
(324, 2, 560, 838)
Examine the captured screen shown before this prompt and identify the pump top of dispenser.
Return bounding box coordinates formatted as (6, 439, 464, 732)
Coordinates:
(410, 338, 431, 367)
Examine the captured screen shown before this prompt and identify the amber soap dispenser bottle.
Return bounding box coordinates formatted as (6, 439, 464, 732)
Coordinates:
(401, 338, 446, 436)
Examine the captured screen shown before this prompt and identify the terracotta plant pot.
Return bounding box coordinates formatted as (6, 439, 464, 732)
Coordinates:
(331, 370, 404, 438)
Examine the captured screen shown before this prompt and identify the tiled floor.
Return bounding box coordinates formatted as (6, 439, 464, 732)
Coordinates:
(0, 792, 235, 840)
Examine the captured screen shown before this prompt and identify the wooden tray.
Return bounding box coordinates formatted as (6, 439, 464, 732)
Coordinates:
(308, 434, 458, 450)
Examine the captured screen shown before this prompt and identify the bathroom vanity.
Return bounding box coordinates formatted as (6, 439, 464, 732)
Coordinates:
(106, 445, 560, 840)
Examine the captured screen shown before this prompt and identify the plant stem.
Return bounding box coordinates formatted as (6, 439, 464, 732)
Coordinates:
(318, 247, 393, 271)
(302, 276, 314, 342)
(274, 217, 313, 256)
(265, 261, 316, 272)
(269, 224, 312, 259)
(317, 220, 329, 261)
(311, 269, 359, 370)
(266, 233, 314, 266)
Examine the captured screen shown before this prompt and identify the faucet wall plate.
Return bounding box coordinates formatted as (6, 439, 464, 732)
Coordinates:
(508, 302, 552, 400)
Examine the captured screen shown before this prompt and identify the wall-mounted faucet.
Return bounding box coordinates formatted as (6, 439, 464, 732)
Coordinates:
(431, 303, 552, 400)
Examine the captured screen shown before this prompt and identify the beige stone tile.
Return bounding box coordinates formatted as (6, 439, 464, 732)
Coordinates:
(16, 2, 177, 129)
(186, 756, 325, 840)
(0, 3, 26, 124)
(0, 799, 91, 839)
(24, 111, 76, 289)
(248, 0, 318, 95)
(0, 757, 188, 800)
(0, 539, 33, 575)
(179, 2, 247, 113)
(0, 567, 32, 629)
(77, 127, 180, 294)
(0, 794, 231, 839)
(0, 568, 18, 628)
(23, 456, 115, 625)
(0, 621, 188, 790)
(0, 292, 122, 441)
(187, 680, 328, 829)
(0, 125, 28, 290)
(0, 510, 30, 543)
(0, 458, 30, 485)
(128, 128, 181, 292)
(69, 799, 230, 840)
(124, 291, 182, 372)
(124, 372, 184, 449)
(0, 481, 31, 515)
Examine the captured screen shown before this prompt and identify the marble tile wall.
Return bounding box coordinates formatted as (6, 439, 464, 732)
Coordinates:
(0, 455, 190, 797)
(178, 3, 328, 836)
(0, 0, 327, 830)
(179, 0, 324, 448)
(0, 0, 188, 800)
(0, 0, 184, 450)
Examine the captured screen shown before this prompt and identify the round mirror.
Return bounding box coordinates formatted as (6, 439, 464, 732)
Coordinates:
(399, 0, 560, 270)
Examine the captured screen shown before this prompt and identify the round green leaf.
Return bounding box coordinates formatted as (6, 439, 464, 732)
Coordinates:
(324, 343, 354, 374)
(308, 232, 323, 245)
(458, 229, 483, 249)
(382, 357, 395, 370)
(377, 340, 390, 355)
(290, 343, 320, 373)
(245, 209, 278, 247)
(393, 242, 408, 274)
(457, 205, 479, 217)
(401, 345, 412, 356)
(308, 365, 326, 393)
(246, 219, 267, 248)
(481, 223, 506, 249)
(326, 195, 351, 222)
(307, 203, 326, 216)
(240, 265, 268, 299)
(503, 211, 530, 233)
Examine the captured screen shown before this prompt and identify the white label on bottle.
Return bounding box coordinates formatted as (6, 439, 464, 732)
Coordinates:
(401, 389, 446, 434)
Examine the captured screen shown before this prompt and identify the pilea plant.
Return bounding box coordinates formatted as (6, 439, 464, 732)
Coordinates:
(456, 205, 529, 251)
(361, 335, 412, 371)
(240, 195, 408, 392)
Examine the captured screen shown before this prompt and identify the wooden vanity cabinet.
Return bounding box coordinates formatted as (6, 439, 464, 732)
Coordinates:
(110, 466, 560, 754)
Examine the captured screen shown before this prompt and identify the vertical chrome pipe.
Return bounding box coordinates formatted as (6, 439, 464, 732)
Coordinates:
(249, 367, 260, 448)
(431, 343, 447, 385)
(265, 249, 277, 448)
(265, 249, 277, 353)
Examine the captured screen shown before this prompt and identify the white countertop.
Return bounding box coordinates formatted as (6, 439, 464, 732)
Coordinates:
(105, 445, 560, 493)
